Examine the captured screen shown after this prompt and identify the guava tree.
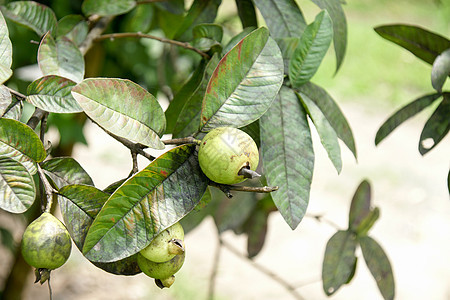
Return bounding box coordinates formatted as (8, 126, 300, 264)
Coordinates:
(2, 0, 447, 299)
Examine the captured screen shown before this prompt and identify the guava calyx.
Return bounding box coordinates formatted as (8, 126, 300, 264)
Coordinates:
(155, 275, 176, 289)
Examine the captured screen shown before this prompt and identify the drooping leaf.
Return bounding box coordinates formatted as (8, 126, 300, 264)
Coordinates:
(289, 10, 333, 87)
(260, 86, 314, 229)
(56, 15, 89, 47)
(359, 236, 395, 300)
(322, 230, 358, 296)
(419, 93, 450, 155)
(310, 0, 348, 73)
(252, 0, 306, 38)
(200, 27, 284, 131)
(298, 91, 342, 173)
(297, 82, 357, 159)
(82, 0, 136, 17)
(41, 157, 94, 189)
(374, 24, 450, 65)
(173, 53, 220, 138)
(1, 1, 57, 36)
(0, 85, 12, 115)
(0, 10, 12, 84)
(38, 32, 85, 83)
(375, 93, 442, 145)
(0, 156, 35, 213)
(431, 48, 450, 92)
(235, 0, 257, 29)
(82, 145, 208, 262)
(71, 78, 166, 149)
(0, 118, 46, 175)
(26, 75, 82, 113)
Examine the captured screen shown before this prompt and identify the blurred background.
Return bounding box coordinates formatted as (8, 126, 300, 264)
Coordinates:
(0, 0, 449, 299)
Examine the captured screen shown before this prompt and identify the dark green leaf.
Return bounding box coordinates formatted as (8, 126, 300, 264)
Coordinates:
(357, 207, 380, 237)
(374, 24, 450, 65)
(240, 119, 260, 148)
(298, 91, 342, 173)
(191, 37, 222, 53)
(419, 93, 450, 155)
(0, 11, 12, 84)
(243, 195, 272, 258)
(289, 10, 333, 87)
(235, 0, 257, 29)
(222, 27, 255, 54)
(82, 145, 208, 262)
(431, 48, 450, 92)
(41, 157, 94, 189)
(193, 23, 223, 42)
(310, 0, 348, 73)
(0, 226, 14, 253)
(1, 1, 57, 36)
(56, 15, 88, 47)
(82, 0, 136, 17)
(322, 230, 358, 296)
(260, 86, 314, 229)
(348, 180, 371, 230)
(0, 156, 35, 213)
(252, 0, 306, 38)
(200, 27, 284, 131)
(180, 187, 214, 234)
(375, 93, 442, 145)
(275, 37, 300, 74)
(359, 236, 395, 300)
(27, 75, 82, 113)
(71, 78, 166, 149)
(103, 178, 127, 194)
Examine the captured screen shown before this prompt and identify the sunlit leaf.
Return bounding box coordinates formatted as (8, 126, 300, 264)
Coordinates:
(41, 157, 94, 189)
(1, 1, 57, 36)
(431, 48, 450, 92)
(71, 78, 166, 149)
(200, 27, 284, 131)
(38, 32, 85, 83)
(82, 0, 136, 17)
(222, 27, 255, 55)
(82, 145, 208, 262)
(0, 10, 12, 84)
(27, 75, 82, 113)
(56, 15, 88, 47)
(260, 86, 314, 229)
(0, 85, 12, 115)
(0, 156, 35, 213)
(235, 0, 257, 29)
(375, 93, 442, 145)
(360, 236, 395, 300)
(289, 10, 333, 87)
(1, 94, 22, 120)
(419, 93, 449, 155)
(322, 230, 358, 296)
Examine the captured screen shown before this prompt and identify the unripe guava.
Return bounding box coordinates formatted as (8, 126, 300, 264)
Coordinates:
(140, 222, 185, 263)
(137, 252, 185, 279)
(198, 127, 259, 184)
(21, 212, 72, 270)
(155, 275, 175, 289)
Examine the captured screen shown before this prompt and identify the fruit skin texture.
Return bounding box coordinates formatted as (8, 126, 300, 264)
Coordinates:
(140, 222, 185, 263)
(21, 212, 72, 270)
(137, 252, 185, 279)
(198, 127, 259, 184)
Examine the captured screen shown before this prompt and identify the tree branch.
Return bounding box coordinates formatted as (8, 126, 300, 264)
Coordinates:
(79, 16, 114, 55)
(210, 182, 278, 198)
(162, 137, 201, 145)
(95, 32, 210, 59)
(27, 108, 48, 130)
(36, 164, 58, 213)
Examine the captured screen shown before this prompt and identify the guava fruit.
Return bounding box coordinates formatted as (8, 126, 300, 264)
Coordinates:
(140, 222, 185, 263)
(137, 251, 185, 280)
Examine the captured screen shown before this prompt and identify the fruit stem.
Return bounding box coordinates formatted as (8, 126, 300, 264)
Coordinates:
(238, 167, 261, 179)
(209, 182, 279, 198)
(36, 164, 57, 213)
(162, 137, 202, 145)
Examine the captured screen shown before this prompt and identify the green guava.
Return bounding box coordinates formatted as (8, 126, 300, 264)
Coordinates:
(198, 127, 259, 184)
(139, 222, 185, 263)
(137, 251, 185, 280)
(21, 212, 72, 270)
(155, 275, 175, 289)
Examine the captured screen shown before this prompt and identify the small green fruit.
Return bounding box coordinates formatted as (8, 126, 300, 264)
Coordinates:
(198, 127, 259, 184)
(21, 212, 72, 270)
(140, 222, 185, 263)
(137, 252, 185, 279)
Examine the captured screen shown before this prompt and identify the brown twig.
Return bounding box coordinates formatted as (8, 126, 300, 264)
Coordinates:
(162, 137, 201, 145)
(129, 150, 139, 177)
(95, 32, 210, 59)
(27, 108, 48, 130)
(210, 182, 278, 198)
(79, 16, 114, 55)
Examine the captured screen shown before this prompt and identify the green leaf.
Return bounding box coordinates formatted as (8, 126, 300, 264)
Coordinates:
(0, 118, 46, 175)
(240, 119, 260, 148)
(0, 10, 12, 84)
(357, 207, 380, 237)
(200, 27, 284, 131)
(82, 145, 208, 262)
(41, 157, 94, 189)
(71, 78, 166, 149)
(26, 75, 82, 113)
(173, 54, 220, 138)
(419, 93, 450, 155)
(56, 15, 88, 47)
(297, 82, 356, 159)
(260, 86, 314, 229)
(0, 156, 35, 213)
(1, 1, 57, 36)
(431, 48, 450, 92)
(38, 32, 85, 83)
(0, 85, 11, 115)
(179, 187, 213, 234)
(359, 236, 395, 300)
(275, 37, 300, 74)
(310, 0, 347, 73)
(375, 93, 442, 145)
(243, 195, 272, 258)
(322, 230, 358, 296)
(0, 226, 14, 253)
(348, 180, 371, 230)
(298, 91, 342, 173)
(222, 27, 255, 55)
(235, 0, 257, 29)
(289, 10, 333, 87)
(193, 23, 223, 42)
(252, 0, 306, 38)
(374, 24, 450, 65)
(82, 0, 136, 17)
(0, 93, 22, 120)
